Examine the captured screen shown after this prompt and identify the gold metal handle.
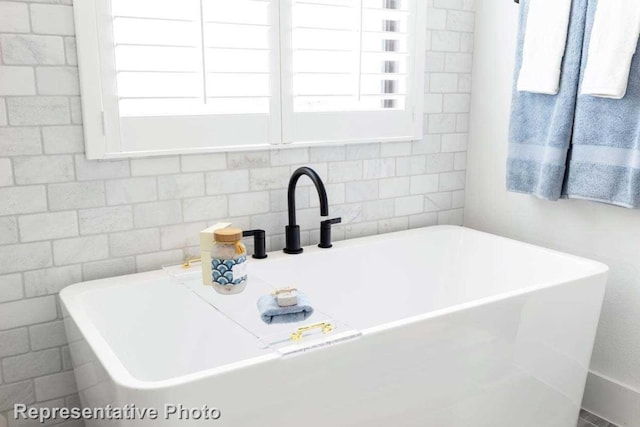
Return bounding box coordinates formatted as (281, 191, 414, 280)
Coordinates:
(182, 257, 201, 269)
(290, 322, 334, 342)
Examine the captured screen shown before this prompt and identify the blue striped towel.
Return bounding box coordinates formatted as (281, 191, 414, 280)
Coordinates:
(507, 0, 588, 200)
(565, 0, 640, 208)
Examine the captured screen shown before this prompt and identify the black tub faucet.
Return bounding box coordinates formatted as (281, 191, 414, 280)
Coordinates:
(284, 167, 340, 254)
(242, 229, 267, 259)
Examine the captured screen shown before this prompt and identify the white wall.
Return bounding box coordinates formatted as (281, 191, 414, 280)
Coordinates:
(466, 1, 640, 426)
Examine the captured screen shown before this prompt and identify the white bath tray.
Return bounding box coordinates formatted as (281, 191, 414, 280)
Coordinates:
(163, 261, 361, 356)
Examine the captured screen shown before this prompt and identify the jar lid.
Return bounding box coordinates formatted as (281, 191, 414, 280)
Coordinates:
(214, 227, 243, 243)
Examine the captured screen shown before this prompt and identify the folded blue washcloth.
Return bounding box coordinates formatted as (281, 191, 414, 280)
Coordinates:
(507, 0, 588, 200)
(565, 0, 640, 208)
(257, 292, 314, 324)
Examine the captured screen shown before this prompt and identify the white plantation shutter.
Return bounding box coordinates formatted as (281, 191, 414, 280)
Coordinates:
(74, 0, 424, 158)
(112, 0, 272, 116)
(282, 0, 425, 144)
(85, 0, 279, 157)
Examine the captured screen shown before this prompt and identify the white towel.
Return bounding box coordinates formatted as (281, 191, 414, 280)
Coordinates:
(581, 0, 640, 99)
(517, 0, 573, 95)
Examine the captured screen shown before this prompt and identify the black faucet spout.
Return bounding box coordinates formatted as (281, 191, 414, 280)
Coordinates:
(284, 167, 329, 254)
(287, 166, 328, 225)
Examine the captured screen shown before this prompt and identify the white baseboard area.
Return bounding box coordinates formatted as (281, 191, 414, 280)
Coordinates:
(582, 370, 640, 427)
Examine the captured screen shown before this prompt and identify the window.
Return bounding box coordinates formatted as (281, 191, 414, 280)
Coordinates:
(75, 0, 426, 159)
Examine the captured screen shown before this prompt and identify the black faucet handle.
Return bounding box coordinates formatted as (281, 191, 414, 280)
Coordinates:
(318, 217, 341, 249)
(323, 217, 342, 225)
(242, 229, 268, 259)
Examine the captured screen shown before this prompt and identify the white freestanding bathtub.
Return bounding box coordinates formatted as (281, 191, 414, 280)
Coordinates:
(60, 226, 608, 427)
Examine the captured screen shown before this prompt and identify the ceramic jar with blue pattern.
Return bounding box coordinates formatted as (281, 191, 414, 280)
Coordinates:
(211, 228, 248, 294)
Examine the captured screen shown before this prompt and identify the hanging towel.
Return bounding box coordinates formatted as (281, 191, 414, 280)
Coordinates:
(565, 0, 640, 207)
(517, 0, 573, 94)
(581, 0, 640, 99)
(507, 0, 588, 200)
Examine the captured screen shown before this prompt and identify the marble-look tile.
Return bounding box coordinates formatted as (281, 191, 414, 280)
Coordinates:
(578, 419, 595, 427)
(578, 410, 619, 427)
(0, 34, 65, 65)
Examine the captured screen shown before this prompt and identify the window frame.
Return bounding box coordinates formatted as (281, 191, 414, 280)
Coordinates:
(74, 0, 427, 159)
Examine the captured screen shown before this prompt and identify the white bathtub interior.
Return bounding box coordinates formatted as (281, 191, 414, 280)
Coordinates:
(65, 226, 605, 385)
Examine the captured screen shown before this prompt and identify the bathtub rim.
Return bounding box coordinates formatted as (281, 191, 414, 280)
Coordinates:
(60, 225, 609, 392)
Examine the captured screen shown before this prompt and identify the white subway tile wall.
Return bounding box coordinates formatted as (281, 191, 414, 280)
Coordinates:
(0, 0, 474, 423)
